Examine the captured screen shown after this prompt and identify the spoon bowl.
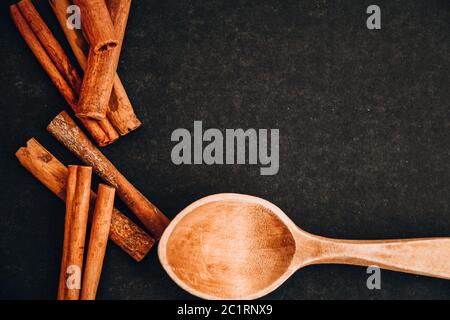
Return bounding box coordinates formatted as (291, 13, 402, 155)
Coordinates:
(159, 193, 450, 300)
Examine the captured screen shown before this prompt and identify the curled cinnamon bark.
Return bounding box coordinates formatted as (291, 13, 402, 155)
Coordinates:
(58, 185, 73, 300)
(77, 48, 117, 120)
(72, 0, 118, 52)
(105, 0, 142, 134)
(74, 0, 121, 120)
(18, 0, 82, 92)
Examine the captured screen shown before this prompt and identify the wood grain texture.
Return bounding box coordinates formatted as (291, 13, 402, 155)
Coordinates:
(164, 201, 296, 299)
(47, 111, 170, 239)
(159, 194, 450, 300)
(15, 138, 155, 262)
(295, 236, 450, 280)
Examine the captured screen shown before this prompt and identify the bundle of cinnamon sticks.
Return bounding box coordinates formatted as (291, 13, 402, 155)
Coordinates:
(10, 0, 141, 146)
(58, 165, 115, 300)
(11, 0, 171, 300)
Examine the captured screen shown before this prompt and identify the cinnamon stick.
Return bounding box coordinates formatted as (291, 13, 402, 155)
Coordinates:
(81, 184, 115, 300)
(108, 76, 142, 135)
(10, 4, 76, 109)
(104, 0, 142, 134)
(47, 111, 170, 239)
(48, 0, 88, 68)
(76, 48, 116, 120)
(49, 0, 141, 135)
(64, 165, 92, 300)
(15, 138, 155, 262)
(17, 0, 82, 93)
(73, 0, 118, 52)
(106, 0, 131, 85)
(74, 0, 121, 120)
(10, 4, 119, 147)
(58, 183, 73, 300)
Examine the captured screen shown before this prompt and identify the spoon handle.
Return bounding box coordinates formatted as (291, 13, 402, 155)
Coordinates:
(309, 237, 450, 280)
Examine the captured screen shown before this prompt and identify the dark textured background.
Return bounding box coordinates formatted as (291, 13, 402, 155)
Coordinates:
(0, 0, 449, 299)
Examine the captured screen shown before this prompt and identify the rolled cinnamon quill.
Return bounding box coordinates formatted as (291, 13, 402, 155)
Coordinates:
(106, 0, 131, 75)
(81, 184, 115, 300)
(15, 138, 155, 262)
(17, 0, 82, 92)
(17, 0, 82, 91)
(77, 48, 116, 120)
(105, 0, 142, 134)
(49, 0, 141, 135)
(74, 0, 121, 120)
(47, 111, 170, 239)
(48, 0, 88, 68)
(73, 0, 118, 52)
(58, 181, 72, 300)
(63, 165, 92, 300)
(10, 3, 119, 146)
(10, 4, 76, 109)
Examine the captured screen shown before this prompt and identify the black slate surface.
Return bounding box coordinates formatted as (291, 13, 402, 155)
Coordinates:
(0, 0, 449, 299)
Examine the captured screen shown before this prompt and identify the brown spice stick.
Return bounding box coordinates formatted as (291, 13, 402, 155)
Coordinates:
(10, 5, 77, 110)
(47, 111, 170, 239)
(81, 184, 115, 300)
(15, 138, 155, 262)
(105, 0, 142, 134)
(76, 48, 116, 120)
(106, 0, 130, 67)
(49, 0, 141, 135)
(10, 4, 119, 147)
(48, 0, 89, 68)
(58, 186, 73, 300)
(72, 0, 118, 52)
(64, 165, 92, 300)
(74, 0, 121, 120)
(108, 76, 142, 135)
(17, 0, 82, 93)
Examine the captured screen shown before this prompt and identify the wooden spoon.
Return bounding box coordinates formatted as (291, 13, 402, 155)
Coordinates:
(158, 193, 450, 300)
